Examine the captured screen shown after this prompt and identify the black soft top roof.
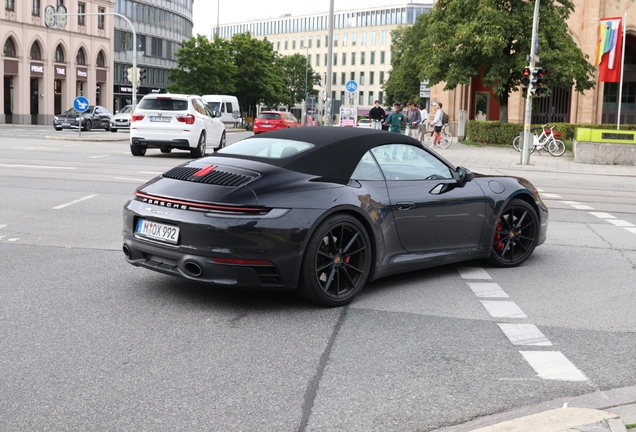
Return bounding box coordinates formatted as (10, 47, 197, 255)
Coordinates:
(214, 127, 425, 180)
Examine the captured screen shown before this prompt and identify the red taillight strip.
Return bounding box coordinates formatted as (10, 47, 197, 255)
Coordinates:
(135, 191, 267, 214)
(193, 165, 217, 177)
(212, 257, 274, 266)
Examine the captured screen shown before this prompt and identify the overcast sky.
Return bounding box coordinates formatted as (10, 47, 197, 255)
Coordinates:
(191, 0, 418, 37)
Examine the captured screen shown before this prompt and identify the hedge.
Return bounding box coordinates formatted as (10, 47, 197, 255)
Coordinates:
(465, 121, 636, 145)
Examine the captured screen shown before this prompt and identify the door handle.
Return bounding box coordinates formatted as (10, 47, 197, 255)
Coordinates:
(397, 202, 416, 210)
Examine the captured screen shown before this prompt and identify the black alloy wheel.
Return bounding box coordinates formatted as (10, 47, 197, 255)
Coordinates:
(299, 214, 371, 307)
(83, 120, 92, 132)
(488, 199, 539, 267)
(191, 132, 206, 158)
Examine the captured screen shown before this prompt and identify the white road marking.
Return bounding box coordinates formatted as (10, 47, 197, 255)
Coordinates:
(0, 224, 6, 229)
(541, 193, 562, 198)
(7, 238, 19, 242)
(64, 144, 81, 147)
(498, 324, 552, 346)
(88, 155, 109, 159)
(606, 219, 635, 227)
(112, 177, 149, 182)
(0, 164, 75, 170)
(52, 194, 98, 210)
(456, 267, 492, 280)
(559, 201, 580, 205)
(138, 171, 163, 175)
(536, 188, 544, 192)
(571, 204, 595, 210)
(13, 146, 59, 151)
(625, 227, 636, 235)
(589, 212, 616, 219)
(467, 282, 509, 298)
(481, 301, 527, 318)
(520, 351, 587, 381)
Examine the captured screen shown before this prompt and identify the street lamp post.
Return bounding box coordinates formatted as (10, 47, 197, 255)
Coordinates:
(304, 46, 309, 126)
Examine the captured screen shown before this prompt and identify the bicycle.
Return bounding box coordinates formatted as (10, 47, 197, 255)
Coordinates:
(419, 123, 453, 149)
(512, 124, 566, 157)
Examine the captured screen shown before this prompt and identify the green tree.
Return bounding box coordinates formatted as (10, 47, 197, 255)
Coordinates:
(383, 22, 428, 107)
(228, 33, 287, 117)
(167, 35, 236, 95)
(278, 53, 319, 108)
(417, 0, 595, 122)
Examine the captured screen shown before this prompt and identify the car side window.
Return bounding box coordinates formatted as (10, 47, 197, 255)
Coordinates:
(351, 151, 385, 181)
(371, 145, 454, 181)
(94, 108, 101, 114)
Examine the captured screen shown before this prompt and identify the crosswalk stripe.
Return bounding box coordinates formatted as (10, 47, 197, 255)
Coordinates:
(498, 324, 552, 346)
(467, 282, 508, 298)
(481, 301, 527, 318)
(520, 351, 587, 381)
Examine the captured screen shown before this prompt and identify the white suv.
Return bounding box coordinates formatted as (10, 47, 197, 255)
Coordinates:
(130, 94, 226, 157)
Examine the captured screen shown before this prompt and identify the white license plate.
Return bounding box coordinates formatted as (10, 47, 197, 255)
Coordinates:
(62, 123, 70, 126)
(150, 116, 171, 123)
(135, 219, 179, 244)
(262, 124, 272, 128)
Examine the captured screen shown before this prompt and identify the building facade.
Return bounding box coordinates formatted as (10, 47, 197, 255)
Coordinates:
(112, 0, 193, 112)
(2, 0, 114, 125)
(433, 1, 636, 127)
(216, 3, 433, 116)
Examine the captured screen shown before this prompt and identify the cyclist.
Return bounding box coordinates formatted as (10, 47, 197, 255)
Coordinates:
(429, 102, 443, 147)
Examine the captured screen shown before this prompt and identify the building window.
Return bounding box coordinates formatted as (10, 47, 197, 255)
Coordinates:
(360, 52, 366, 66)
(370, 71, 375, 85)
(380, 71, 385, 84)
(334, 34, 338, 47)
(351, 52, 356, 66)
(276, 39, 280, 51)
(342, 33, 347, 47)
(368, 91, 374, 105)
(379, 91, 383, 105)
(370, 51, 376, 65)
(340, 91, 345, 104)
(380, 51, 386, 65)
(32, 0, 40, 15)
(315, 54, 320, 67)
(361, 32, 366, 46)
(5, 0, 14, 11)
(360, 72, 365, 85)
(358, 91, 364, 105)
(324, 53, 327, 66)
(76, 48, 86, 65)
(316, 35, 321, 48)
(300, 36, 304, 49)
(30, 42, 42, 60)
(54, 44, 65, 62)
(341, 72, 346, 85)
(332, 72, 336, 85)
(152, 37, 163, 57)
(96, 51, 105, 67)
(98, 7, 105, 29)
(333, 53, 337, 66)
(381, 30, 387, 44)
(352, 33, 357, 46)
(371, 31, 376, 45)
(308, 36, 312, 48)
(350, 71, 355, 81)
(342, 52, 346, 66)
(284, 38, 288, 50)
(78, 2, 85, 25)
(292, 37, 296, 50)
(57, 0, 64, 6)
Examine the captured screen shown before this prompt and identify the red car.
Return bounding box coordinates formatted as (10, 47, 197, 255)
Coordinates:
(253, 111, 302, 134)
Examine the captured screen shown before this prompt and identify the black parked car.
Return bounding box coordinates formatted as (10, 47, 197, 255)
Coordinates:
(122, 127, 548, 307)
(54, 105, 113, 131)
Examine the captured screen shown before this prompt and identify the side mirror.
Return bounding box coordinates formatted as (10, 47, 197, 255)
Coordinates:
(214, 111, 222, 118)
(456, 166, 474, 184)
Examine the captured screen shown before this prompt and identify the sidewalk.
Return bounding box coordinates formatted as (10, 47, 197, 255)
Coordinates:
(434, 141, 636, 177)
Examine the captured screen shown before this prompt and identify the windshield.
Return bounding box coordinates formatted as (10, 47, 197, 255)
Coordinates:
(257, 113, 281, 120)
(217, 138, 313, 159)
(118, 106, 133, 114)
(137, 98, 188, 111)
(206, 102, 221, 112)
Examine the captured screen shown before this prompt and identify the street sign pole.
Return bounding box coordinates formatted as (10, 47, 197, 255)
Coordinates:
(521, 0, 541, 165)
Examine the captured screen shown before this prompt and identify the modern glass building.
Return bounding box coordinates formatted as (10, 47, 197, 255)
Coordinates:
(112, 0, 193, 111)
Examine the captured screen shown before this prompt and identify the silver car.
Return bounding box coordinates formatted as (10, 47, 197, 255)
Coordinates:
(110, 105, 133, 133)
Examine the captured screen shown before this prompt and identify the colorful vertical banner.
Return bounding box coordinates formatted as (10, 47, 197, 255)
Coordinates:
(595, 17, 624, 83)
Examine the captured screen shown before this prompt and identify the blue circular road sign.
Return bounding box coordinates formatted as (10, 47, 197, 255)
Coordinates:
(345, 80, 358, 92)
(73, 96, 89, 113)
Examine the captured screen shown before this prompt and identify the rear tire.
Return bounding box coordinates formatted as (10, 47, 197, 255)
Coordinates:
(440, 131, 453, 148)
(130, 144, 146, 156)
(548, 139, 566, 157)
(512, 135, 521, 152)
(191, 132, 206, 158)
(215, 131, 226, 151)
(488, 199, 539, 268)
(298, 214, 371, 307)
(160, 147, 172, 154)
(84, 120, 92, 132)
(111, 128, 117, 133)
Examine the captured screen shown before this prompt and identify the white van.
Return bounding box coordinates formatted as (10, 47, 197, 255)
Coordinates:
(202, 95, 240, 126)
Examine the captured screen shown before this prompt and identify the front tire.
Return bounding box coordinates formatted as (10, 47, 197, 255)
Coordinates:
(548, 139, 566, 157)
(215, 131, 226, 151)
(298, 214, 371, 307)
(191, 132, 206, 158)
(83, 120, 92, 132)
(512, 135, 521, 152)
(111, 128, 117, 133)
(488, 199, 539, 267)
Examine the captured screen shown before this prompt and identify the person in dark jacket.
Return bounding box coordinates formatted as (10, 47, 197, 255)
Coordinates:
(368, 100, 386, 130)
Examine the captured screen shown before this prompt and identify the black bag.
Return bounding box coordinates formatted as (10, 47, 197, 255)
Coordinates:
(441, 110, 449, 124)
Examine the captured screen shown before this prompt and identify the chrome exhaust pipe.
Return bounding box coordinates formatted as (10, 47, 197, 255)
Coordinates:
(183, 260, 203, 278)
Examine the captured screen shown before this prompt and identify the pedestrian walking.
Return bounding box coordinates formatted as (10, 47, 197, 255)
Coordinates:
(429, 102, 443, 147)
(384, 102, 406, 133)
(418, 103, 428, 140)
(406, 101, 421, 139)
(368, 100, 386, 130)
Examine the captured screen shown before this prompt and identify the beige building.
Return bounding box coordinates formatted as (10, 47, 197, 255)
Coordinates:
(1, 0, 114, 125)
(433, 1, 636, 126)
(216, 3, 434, 117)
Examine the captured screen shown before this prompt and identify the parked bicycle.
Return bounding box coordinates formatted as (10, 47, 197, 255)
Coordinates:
(512, 124, 566, 157)
(419, 123, 453, 149)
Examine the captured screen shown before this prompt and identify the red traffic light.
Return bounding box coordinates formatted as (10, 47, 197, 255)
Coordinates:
(521, 67, 531, 87)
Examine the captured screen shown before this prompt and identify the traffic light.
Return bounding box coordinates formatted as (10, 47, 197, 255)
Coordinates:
(125, 67, 133, 83)
(521, 67, 531, 88)
(530, 67, 547, 96)
(139, 68, 147, 82)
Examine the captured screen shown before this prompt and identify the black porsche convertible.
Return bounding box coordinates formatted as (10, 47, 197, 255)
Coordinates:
(123, 127, 548, 306)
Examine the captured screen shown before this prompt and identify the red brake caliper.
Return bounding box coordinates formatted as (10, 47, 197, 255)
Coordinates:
(494, 222, 504, 251)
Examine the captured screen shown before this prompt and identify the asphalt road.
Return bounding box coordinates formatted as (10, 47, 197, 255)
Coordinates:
(1, 130, 635, 431)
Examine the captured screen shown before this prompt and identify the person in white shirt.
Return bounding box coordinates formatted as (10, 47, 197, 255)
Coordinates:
(429, 102, 443, 147)
(418, 103, 428, 141)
